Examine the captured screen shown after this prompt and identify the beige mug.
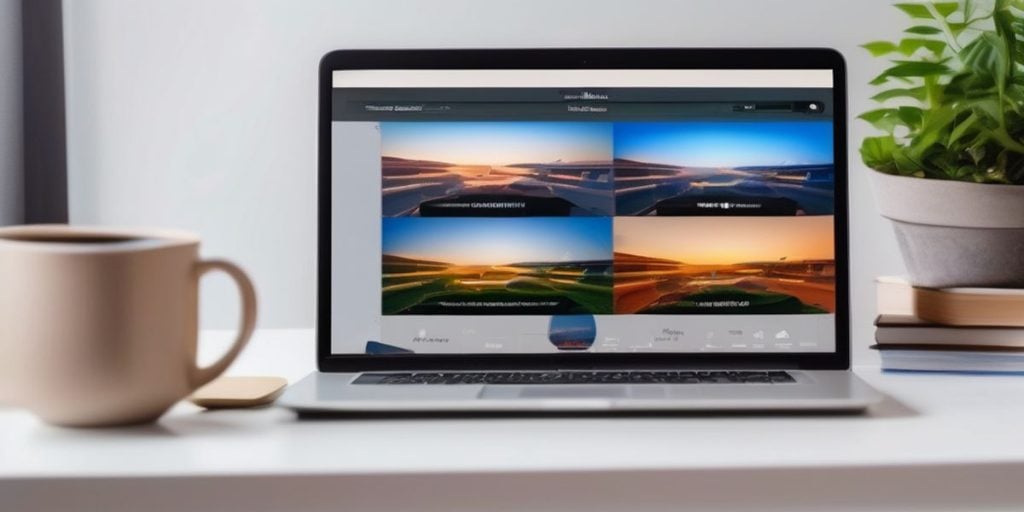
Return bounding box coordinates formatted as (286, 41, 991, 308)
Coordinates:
(0, 225, 257, 427)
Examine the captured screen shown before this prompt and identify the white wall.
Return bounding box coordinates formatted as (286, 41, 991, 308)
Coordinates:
(0, 0, 22, 226)
(62, 0, 907, 364)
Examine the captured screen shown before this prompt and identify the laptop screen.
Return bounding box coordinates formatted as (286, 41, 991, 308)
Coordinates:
(329, 69, 837, 356)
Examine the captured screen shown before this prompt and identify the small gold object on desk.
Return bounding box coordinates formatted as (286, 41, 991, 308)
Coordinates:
(190, 377, 288, 409)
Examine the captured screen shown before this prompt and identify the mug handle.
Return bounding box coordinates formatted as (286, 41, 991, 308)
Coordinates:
(189, 259, 258, 390)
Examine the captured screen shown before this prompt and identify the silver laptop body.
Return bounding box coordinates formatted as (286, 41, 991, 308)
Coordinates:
(280, 48, 881, 414)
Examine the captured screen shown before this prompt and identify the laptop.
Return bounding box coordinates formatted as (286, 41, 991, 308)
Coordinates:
(279, 48, 882, 414)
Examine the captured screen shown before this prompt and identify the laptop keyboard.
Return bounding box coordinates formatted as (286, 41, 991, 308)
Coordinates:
(353, 370, 795, 385)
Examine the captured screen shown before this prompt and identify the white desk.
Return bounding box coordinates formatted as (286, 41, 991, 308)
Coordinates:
(4, 330, 1024, 512)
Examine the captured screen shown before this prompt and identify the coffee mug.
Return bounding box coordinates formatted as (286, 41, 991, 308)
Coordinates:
(0, 225, 257, 427)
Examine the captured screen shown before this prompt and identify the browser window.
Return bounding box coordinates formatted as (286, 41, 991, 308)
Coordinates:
(330, 69, 836, 355)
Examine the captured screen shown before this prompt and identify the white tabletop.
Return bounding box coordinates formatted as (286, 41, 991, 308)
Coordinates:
(4, 329, 1024, 512)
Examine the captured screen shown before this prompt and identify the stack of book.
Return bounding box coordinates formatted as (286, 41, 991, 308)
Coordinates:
(873, 276, 1024, 374)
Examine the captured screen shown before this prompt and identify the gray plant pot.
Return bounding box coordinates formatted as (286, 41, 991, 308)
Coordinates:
(869, 170, 1024, 288)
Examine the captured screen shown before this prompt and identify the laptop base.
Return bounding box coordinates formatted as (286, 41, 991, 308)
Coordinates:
(278, 370, 881, 414)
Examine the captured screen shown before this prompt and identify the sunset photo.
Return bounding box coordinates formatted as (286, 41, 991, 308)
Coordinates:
(613, 216, 836, 314)
(382, 217, 613, 315)
(614, 121, 834, 216)
(381, 122, 614, 217)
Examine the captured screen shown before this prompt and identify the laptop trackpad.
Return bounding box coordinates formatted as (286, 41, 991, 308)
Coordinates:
(482, 386, 629, 399)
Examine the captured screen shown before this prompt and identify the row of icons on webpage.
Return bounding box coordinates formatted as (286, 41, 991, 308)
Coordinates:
(454, 330, 819, 352)
(597, 329, 819, 352)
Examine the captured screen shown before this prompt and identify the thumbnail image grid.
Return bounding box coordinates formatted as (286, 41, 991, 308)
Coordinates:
(381, 122, 614, 217)
(614, 121, 834, 216)
(382, 217, 613, 315)
(613, 216, 836, 315)
(373, 120, 837, 322)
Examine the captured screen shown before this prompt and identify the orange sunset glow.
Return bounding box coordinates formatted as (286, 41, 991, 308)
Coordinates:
(613, 216, 834, 265)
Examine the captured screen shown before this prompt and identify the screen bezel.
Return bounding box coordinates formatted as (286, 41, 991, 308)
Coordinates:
(317, 48, 850, 372)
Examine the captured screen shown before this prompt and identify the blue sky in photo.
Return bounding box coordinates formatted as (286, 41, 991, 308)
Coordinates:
(382, 217, 612, 265)
(614, 121, 833, 167)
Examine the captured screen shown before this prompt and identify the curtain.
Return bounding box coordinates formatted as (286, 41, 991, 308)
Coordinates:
(0, 0, 23, 226)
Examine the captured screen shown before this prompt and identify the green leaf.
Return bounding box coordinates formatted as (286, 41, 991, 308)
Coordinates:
(948, 22, 969, 35)
(944, 72, 997, 101)
(994, 6, 1016, 79)
(1013, 19, 1024, 36)
(905, 25, 943, 35)
(862, 41, 899, 56)
(895, 3, 933, 18)
(860, 135, 899, 171)
(859, 109, 895, 123)
(871, 61, 952, 85)
(933, 2, 960, 17)
(967, 134, 988, 163)
(892, 146, 926, 173)
(897, 106, 925, 128)
(910, 105, 958, 158)
(899, 38, 947, 56)
(948, 111, 979, 146)
(960, 32, 1008, 82)
(925, 150, 960, 175)
(1003, 83, 1024, 114)
(895, 2, 958, 18)
(859, 108, 901, 131)
(871, 86, 928, 102)
(969, 97, 1003, 123)
(954, 166, 976, 179)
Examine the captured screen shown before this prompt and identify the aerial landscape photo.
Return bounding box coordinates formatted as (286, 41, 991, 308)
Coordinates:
(381, 122, 614, 217)
(614, 121, 834, 216)
(382, 217, 613, 315)
(614, 216, 835, 314)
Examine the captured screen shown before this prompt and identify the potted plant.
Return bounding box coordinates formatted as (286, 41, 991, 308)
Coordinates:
(861, 0, 1024, 288)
